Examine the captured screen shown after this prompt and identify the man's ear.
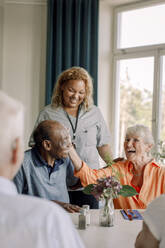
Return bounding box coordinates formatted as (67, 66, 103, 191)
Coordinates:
(42, 140, 52, 151)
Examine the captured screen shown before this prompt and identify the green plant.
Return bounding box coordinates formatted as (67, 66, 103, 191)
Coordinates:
(83, 153, 138, 200)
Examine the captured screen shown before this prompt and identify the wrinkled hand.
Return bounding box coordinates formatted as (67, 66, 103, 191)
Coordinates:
(52, 200, 81, 213)
(62, 203, 81, 213)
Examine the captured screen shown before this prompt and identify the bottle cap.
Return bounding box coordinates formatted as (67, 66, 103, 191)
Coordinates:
(82, 205, 90, 210)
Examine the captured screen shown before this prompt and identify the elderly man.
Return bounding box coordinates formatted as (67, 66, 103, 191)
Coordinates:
(14, 120, 80, 212)
(0, 90, 84, 248)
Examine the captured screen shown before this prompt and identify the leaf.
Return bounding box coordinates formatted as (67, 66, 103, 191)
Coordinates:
(83, 184, 95, 195)
(118, 185, 138, 197)
(104, 152, 114, 167)
(113, 170, 123, 180)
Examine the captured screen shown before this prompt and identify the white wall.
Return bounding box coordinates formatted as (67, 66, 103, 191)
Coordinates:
(0, 2, 3, 88)
(0, 0, 114, 152)
(0, 0, 47, 149)
(98, 1, 114, 152)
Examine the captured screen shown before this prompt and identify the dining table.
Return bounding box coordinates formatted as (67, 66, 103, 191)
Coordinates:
(70, 210, 143, 248)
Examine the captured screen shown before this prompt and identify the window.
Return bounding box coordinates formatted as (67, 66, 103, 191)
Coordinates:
(117, 57, 154, 156)
(117, 4, 165, 49)
(160, 55, 165, 141)
(113, 1, 165, 157)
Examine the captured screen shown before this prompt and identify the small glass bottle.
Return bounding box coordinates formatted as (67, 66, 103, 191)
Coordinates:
(78, 209, 87, 230)
(82, 205, 90, 226)
(99, 198, 115, 227)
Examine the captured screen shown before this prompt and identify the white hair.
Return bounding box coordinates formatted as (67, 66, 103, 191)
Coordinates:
(126, 124, 154, 145)
(0, 91, 24, 165)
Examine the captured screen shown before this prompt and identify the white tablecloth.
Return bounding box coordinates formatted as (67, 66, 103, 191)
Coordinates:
(70, 210, 143, 248)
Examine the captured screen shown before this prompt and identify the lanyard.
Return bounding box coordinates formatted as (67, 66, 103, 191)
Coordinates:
(64, 105, 81, 140)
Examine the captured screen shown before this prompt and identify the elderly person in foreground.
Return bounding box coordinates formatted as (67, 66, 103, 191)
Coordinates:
(0, 91, 84, 248)
(69, 125, 165, 209)
(135, 194, 165, 248)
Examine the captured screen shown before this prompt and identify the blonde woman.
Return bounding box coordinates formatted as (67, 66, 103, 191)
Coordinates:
(29, 67, 112, 208)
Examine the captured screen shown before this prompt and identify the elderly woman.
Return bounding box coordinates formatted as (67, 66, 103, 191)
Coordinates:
(28, 67, 112, 208)
(69, 125, 165, 209)
(135, 194, 165, 248)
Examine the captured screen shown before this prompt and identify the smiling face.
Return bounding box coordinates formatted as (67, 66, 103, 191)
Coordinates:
(124, 134, 151, 163)
(62, 79, 86, 109)
(49, 125, 72, 159)
(55, 129, 72, 159)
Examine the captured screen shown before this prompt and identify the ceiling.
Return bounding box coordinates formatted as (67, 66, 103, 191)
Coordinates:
(101, 0, 145, 6)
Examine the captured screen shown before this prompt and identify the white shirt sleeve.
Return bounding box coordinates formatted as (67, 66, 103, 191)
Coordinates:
(48, 206, 85, 248)
(142, 194, 165, 248)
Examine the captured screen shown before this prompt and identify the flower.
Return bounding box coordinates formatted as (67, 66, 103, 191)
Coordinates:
(83, 176, 137, 200)
(91, 176, 122, 200)
(83, 154, 138, 200)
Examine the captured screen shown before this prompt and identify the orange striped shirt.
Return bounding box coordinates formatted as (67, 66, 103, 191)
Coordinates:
(74, 160, 165, 209)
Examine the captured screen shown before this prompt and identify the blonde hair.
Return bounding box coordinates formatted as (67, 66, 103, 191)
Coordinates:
(51, 67, 94, 111)
(0, 90, 24, 165)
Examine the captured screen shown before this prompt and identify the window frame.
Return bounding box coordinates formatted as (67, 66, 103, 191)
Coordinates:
(112, 0, 165, 156)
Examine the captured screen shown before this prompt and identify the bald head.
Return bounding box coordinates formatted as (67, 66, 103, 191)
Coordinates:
(33, 120, 71, 159)
(33, 120, 68, 148)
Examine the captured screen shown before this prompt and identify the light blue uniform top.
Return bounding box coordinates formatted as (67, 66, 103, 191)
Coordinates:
(29, 105, 111, 169)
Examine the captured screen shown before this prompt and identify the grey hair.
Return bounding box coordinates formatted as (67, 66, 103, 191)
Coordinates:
(126, 124, 154, 145)
(0, 90, 24, 165)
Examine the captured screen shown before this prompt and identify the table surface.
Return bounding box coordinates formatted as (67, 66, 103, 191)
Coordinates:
(70, 210, 143, 248)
